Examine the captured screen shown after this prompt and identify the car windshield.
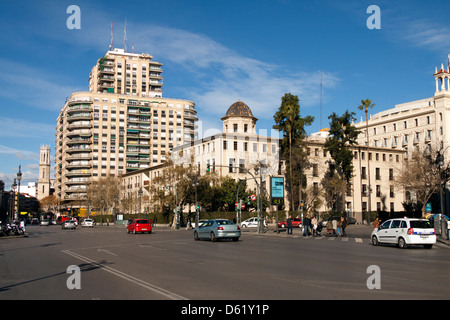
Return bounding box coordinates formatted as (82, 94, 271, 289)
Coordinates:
(135, 220, 149, 224)
(216, 220, 234, 225)
(410, 220, 433, 229)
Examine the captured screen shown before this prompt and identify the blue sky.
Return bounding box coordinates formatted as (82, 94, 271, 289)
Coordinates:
(0, 0, 449, 190)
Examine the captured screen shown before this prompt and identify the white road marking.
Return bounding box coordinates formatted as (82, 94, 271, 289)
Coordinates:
(62, 249, 188, 300)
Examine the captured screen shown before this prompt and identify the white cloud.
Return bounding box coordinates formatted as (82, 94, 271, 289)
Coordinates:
(0, 117, 54, 138)
(131, 24, 340, 121)
(0, 59, 81, 111)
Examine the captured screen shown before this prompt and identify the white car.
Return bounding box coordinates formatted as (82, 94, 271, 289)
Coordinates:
(81, 219, 94, 228)
(371, 218, 436, 249)
(240, 217, 267, 228)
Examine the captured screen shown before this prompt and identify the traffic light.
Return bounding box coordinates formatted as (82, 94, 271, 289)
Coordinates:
(206, 163, 210, 173)
(247, 196, 251, 205)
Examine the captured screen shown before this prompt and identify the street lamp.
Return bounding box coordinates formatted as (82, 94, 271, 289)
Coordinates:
(193, 176, 199, 229)
(436, 150, 445, 237)
(10, 179, 17, 221)
(138, 188, 143, 219)
(16, 165, 22, 221)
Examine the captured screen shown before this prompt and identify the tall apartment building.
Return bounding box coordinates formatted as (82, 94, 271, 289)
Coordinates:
(56, 48, 197, 209)
(354, 55, 450, 212)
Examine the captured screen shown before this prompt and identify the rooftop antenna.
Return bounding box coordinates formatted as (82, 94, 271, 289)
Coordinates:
(124, 18, 127, 52)
(109, 21, 114, 50)
(320, 70, 323, 130)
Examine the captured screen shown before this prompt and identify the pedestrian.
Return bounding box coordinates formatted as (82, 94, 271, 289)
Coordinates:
(286, 216, 293, 235)
(311, 216, 318, 237)
(337, 218, 342, 236)
(373, 217, 381, 230)
(303, 214, 311, 237)
(332, 218, 338, 237)
(326, 219, 333, 237)
(341, 217, 347, 237)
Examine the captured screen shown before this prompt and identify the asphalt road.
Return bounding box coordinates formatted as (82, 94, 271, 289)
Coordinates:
(1, 224, 449, 302)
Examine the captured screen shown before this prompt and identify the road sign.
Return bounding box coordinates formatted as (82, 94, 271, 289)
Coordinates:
(241, 203, 245, 210)
(235, 202, 238, 207)
(250, 194, 256, 201)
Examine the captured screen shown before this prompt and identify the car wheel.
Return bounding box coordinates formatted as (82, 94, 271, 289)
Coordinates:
(210, 232, 217, 242)
(424, 244, 433, 249)
(232, 237, 239, 242)
(371, 235, 379, 246)
(194, 231, 199, 240)
(398, 237, 407, 249)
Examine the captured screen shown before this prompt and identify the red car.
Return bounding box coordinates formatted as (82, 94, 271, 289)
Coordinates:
(127, 219, 152, 234)
(278, 218, 302, 228)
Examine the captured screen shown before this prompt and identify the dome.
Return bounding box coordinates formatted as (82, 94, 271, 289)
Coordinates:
(222, 99, 257, 120)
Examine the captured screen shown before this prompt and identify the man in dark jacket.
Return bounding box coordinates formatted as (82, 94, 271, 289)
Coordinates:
(287, 216, 293, 235)
(303, 215, 311, 237)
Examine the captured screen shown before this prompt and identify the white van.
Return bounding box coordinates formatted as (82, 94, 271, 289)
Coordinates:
(371, 218, 436, 249)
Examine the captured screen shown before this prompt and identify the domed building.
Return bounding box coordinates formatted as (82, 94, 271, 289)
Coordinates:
(221, 99, 258, 135)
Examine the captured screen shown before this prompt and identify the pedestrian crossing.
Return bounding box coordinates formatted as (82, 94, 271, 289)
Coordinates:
(251, 232, 369, 244)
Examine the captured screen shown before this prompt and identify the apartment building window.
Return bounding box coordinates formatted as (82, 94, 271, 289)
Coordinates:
(313, 182, 319, 196)
(239, 159, 245, 173)
(233, 124, 238, 132)
(362, 184, 367, 196)
(223, 140, 227, 150)
(361, 167, 367, 179)
(229, 158, 235, 173)
(376, 185, 381, 197)
(312, 164, 318, 177)
(244, 124, 248, 133)
(390, 186, 395, 198)
(244, 142, 248, 152)
(375, 168, 381, 180)
(389, 168, 394, 180)
(234, 141, 238, 151)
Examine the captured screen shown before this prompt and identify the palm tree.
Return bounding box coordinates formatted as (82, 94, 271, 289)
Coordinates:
(358, 99, 375, 220)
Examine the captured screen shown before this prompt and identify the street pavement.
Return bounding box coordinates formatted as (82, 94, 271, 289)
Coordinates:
(1, 222, 449, 302)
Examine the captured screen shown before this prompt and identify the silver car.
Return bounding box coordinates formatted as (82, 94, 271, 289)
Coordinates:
(194, 219, 241, 242)
(62, 220, 76, 230)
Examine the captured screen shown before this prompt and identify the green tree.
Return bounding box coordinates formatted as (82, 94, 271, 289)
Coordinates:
(324, 110, 360, 212)
(273, 93, 313, 211)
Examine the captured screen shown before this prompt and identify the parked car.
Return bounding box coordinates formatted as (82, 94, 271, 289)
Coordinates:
(241, 217, 267, 228)
(191, 219, 207, 229)
(40, 219, 50, 226)
(127, 219, 152, 234)
(31, 218, 39, 225)
(371, 218, 436, 249)
(278, 218, 302, 228)
(62, 220, 76, 230)
(81, 219, 94, 228)
(194, 219, 241, 242)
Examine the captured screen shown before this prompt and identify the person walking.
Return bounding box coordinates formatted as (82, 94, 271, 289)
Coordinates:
(373, 217, 381, 231)
(326, 219, 333, 237)
(286, 216, 293, 235)
(337, 218, 342, 237)
(332, 218, 338, 237)
(303, 214, 311, 237)
(340, 217, 347, 237)
(311, 216, 318, 237)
